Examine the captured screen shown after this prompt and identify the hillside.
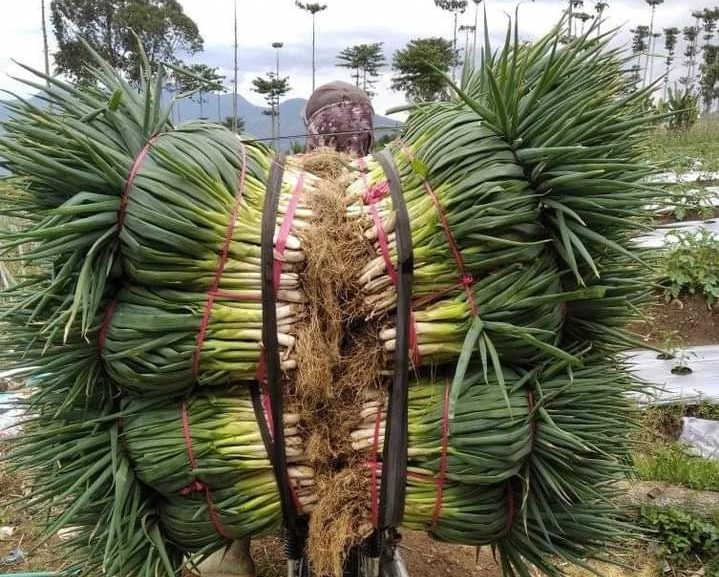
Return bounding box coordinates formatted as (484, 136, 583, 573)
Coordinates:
(0, 92, 402, 152)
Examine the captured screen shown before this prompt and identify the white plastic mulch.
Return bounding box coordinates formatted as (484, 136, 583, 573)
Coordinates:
(626, 345, 719, 405)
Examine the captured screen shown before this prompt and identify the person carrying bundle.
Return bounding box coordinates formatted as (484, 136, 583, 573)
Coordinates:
(196, 80, 374, 577)
(303, 81, 375, 156)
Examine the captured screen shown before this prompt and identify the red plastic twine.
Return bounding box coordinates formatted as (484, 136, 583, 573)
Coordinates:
(357, 158, 421, 367)
(274, 172, 304, 290)
(431, 379, 451, 527)
(98, 136, 160, 353)
(118, 135, 160, 231)
(503, 482, 515, 536)
(399, 143, 478, 317)
(179, 401, 230, 539)
(368, 401, 384, 526)
(192, 141, 248, 380)
(97, 298, 118, 353)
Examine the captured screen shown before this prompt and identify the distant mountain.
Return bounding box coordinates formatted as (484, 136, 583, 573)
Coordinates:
(0, 92, 402, 152)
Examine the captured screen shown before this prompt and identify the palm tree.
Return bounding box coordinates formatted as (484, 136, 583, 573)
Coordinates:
(295, 2, 328, 92)
(683, 26, 699, 87)
(644, 0, 665, 87)
(471, 0, 483, 57)
(434, 0, 468, 81)
(577, 12, 592, 36)
(594, 1, 608, 36)
(41, 0, 50, 80)
(571, 1, 584, 38)
(459, 24, 476, 67)
(663, 27, 679, 99)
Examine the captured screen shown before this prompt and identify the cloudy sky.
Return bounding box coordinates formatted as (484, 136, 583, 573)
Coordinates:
(0, 0, 712, 117)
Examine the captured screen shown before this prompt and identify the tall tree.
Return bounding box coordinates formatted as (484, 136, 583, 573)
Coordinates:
(471, 0, 482, 57)
(663, 26, 679, 99)
(433, 0, 467, 81)
(41, 0, 51, 80)
(594, 1, 608, 36)
(222, 116, 245, 133)
(295, 2, 328, 92)
(571, 0, 584, 38)
(683, 26, 699, 88)
(252, 72, 291, 146)
(576, 11, 592, 36)
(459, 24, 476, 67)
(391, 37, 454, 102)
(50, 0, 203, 84)
(631, 25, 650, 81)
(336, 43, 386, 95)
(699, 8, 719, 111)
(174, 64, 224, 119)
(644, 0, 664, 86)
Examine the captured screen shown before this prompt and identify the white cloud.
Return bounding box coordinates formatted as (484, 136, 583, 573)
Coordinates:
(0, 0, 713, 118)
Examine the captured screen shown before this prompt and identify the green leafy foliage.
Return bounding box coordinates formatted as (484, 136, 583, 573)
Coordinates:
(659, 229, 719, 306)
(667, 183, 719, 221)
(251, 72, 291, 109)
(336, 43, 386, 95)
(635, 444, 719, 491)
(172, 63, 224, 118)
(50, 0, 203, 84)
(391, 37, 455, 102)
(667, 88, 700, 131)
(640, 507, 719, 567)
(645, 119, 719, 173)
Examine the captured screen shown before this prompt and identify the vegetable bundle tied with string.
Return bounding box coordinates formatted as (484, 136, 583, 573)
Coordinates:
(1, 18, 664, 577)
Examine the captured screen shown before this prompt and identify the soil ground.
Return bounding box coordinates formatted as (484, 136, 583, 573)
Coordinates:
(251, 532, 654, 577)
(631, 294, 719, 348)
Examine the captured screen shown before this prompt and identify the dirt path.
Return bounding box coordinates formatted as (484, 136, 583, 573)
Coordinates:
(631, 294, 719, 348)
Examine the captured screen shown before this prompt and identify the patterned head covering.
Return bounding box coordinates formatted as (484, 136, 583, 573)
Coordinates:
(303, 81, 375, 156)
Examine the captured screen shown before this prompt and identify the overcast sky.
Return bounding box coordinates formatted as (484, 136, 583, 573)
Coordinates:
(0, 0, 713, 117)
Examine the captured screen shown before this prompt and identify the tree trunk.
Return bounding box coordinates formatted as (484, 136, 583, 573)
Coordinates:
(452, 10, 459, 82)
(644, 4, 657, 87)
(472, 1, 479, 58)
(312, 14, 316, 92)
(232, 0, 239, 133)
(41, 0, 50, 80)
(199, 91, 204, 118)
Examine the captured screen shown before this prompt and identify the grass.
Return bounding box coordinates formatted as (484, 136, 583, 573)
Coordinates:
(634, 444, 719, 492)
(647, 117, 719, 174)
(634, 401, 719, 492)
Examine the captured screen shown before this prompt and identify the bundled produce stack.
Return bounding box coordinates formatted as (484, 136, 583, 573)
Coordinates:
(0, 22, 661, 577)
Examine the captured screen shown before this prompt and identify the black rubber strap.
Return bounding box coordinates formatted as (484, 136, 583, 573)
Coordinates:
(250, 383, 273, 458)
(261, 154, 301, 548)
(374, 149, 413, 528)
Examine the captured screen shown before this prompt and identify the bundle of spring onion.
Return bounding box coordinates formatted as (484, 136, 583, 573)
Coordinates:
(0, 18, 661, 577)
(367, 356, 639, 575)
(348, 22, 662, 373)
(352, 369, 532, 484)
(103, 286, 302, 394)
(122, 389, 310, 493)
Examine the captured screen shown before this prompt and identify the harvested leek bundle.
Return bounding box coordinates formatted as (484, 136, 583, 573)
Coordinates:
(122, 390, 309, 493)
(352, 369, 532, 484)
(1, 19, 660, 577)
(103, 286, 303, 393)
(348, 23, 661, 374)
